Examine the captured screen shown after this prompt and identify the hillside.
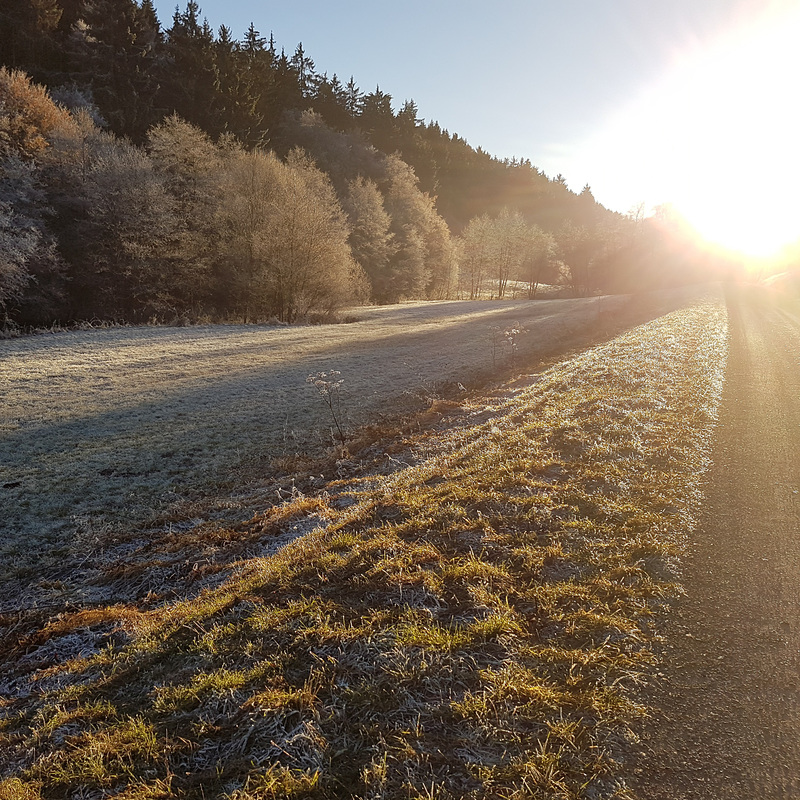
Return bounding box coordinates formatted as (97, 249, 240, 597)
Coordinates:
(0, 286, 727, 799)
(0, 2, 717, 329)
(0, 0, 596, 232)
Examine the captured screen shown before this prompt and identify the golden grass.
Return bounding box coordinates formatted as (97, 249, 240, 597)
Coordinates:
(0, 291, 727, 799)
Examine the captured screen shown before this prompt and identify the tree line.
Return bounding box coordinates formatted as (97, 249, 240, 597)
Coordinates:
(0, 0, 711, 327)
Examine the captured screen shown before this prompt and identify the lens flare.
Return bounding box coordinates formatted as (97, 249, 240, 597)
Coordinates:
(576, 3, 800, 260)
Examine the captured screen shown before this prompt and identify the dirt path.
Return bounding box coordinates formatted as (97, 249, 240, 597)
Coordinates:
(630, 285, 800, 797)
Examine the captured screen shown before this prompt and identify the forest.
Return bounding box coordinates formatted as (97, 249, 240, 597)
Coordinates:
(0, 0, 708, 328)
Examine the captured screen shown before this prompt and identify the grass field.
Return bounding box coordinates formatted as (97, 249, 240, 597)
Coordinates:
(0, 294, 649, 605)
(0, 287, 727, 799)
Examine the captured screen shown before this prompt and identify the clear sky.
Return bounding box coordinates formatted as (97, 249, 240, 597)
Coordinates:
(151, 0, 800, 256)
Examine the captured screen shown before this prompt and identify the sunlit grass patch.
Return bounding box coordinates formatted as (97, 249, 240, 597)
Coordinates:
(227, 766, 322, 800)
(1, 291, 727, 799)
(27, 717, 159, 789)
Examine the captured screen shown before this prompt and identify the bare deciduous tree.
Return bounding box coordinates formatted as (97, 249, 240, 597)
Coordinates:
(83, 139, 178, 319)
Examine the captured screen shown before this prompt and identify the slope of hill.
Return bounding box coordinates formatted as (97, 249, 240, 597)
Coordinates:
(0, 286, 727, 799)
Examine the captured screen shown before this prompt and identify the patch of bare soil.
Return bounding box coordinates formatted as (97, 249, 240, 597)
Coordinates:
(629, 284, 800, 798)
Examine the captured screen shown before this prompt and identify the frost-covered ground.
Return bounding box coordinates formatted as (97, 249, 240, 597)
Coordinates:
(0, 286, 729, 799)
(1, 295, 645, 577)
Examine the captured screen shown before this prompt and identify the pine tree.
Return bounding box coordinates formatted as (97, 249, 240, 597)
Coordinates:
(312, 73, 350, 130)
(266, 48, 302, 132)
(67, 0, 163, 140)
(291, 42, 317, 98)
(139, 0, 161, 34)
(344, 76, 361, 115)
(210, 25, 263, 143)
(161, 1, 218, 133)
(242, 22, 265, 54)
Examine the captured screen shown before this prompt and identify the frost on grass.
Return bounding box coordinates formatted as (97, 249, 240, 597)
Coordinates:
(0, 291, 728, 799)
(0, 295, 630, 588)
(307, 371, 347, 447)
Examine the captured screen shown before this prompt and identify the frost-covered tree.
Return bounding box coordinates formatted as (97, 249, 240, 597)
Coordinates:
(82, 138, 178, 319)
(0, 67, 75, 161)
(1, 163, 66, 330)
(458, 214, 493, 299)
(147, 113, 221, 195)
(147, 114, 221, 310)
(381, 154, 429, 298)
(275, 149, 368, 319)
(381, 153, 454, 302)
(458, 209, 529, 299)
(342, 176, 395, 300)
(283, 113, 454, 303)
(217, 147, 367, 321)
(0, 198, 36, 319)
(0, 156, 65, 324)
(424, 212, 458, 300)
(492, 207, 527, 298)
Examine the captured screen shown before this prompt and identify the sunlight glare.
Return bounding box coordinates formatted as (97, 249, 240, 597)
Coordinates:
(577, 3, 800, 259)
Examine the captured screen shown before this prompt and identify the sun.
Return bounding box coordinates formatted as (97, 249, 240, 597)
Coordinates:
(663, 5, 800, 260)
(577, 3, 800, 261)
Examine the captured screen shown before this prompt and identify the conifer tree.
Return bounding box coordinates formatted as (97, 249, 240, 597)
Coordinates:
(344, 76, 361, 115)
(68, 0, 163, 140)
(313, 73, 350, 130)
(161, 1, 218, 133)
(291, 42, 317, 98)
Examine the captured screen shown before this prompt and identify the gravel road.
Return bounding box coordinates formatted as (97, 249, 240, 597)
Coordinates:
(631, 284, 800, 798)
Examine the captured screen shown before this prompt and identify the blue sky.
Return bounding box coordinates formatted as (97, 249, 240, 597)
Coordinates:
(151, 0, 800, 254)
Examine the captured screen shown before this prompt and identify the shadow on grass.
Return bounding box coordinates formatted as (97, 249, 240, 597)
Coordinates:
(0, 287, 699, 574)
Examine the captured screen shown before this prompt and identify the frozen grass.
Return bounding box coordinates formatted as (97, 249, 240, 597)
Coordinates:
(0, 289, 728, 799)
(0, 295, 632, 585)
